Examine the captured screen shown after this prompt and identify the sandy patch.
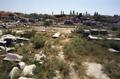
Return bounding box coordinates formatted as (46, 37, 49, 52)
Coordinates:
(69, 62, 80, 79)
(32, 26, 74, 34)
(83, 62, 110, 79)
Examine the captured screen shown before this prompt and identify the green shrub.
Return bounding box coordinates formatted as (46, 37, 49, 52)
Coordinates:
(101, 40, 120, 51)
(3, 29, 12, 34)
(103, 63, 120, 79)
(117, 32, 120, 38)
(20, 47, 30, 63)
(75, 25, 91, 34)
(33, 36, 46, 49)
(111, 27, 119, 31)
(33, 64, 45, 79)
(0, 61, 14, 79)
(109, 41, 120, 51)
(34, 57, 70, 79)
(21, 47, 29, 54)
(21, 30, 36, 38)
(2, 29, 17, 36)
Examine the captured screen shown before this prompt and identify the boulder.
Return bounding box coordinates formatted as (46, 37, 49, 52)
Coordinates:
(18, 77, 34, 79)
(34, 51, 46, 64)
(18, 62, 26, 70)
(3, 53, 23, 62)
(9, 67, 21, 79)
(21, 64, 36, 76)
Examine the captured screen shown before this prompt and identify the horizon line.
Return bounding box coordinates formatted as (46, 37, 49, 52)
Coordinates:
(0, 10, 119, 16)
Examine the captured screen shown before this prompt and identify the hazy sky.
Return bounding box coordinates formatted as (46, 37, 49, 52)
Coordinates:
(0, 0, 120, 15)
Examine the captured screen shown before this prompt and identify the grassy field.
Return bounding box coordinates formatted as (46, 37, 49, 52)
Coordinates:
(64, 32, 120, 79)
(0, 26, 120, 79)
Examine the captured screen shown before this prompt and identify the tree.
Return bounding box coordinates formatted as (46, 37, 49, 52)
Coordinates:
(73, 10, 75, 15)
(52, 12, 54, 16)
(78, 13, 83, 18)
(61, 10, 63, 15)
(70, 10, 72, 15)
(76, 12, 79, 15)
(93, 12, 102, 21)
(63, 11, 64, 15)
(94, 12, 99, 17)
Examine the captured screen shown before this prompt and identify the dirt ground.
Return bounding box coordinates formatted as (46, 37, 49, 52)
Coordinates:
(83, 62, 110, 79)
(32, 26, 75, 34)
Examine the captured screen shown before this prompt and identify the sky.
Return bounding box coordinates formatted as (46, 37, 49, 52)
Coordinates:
(0, 0, 120, 15)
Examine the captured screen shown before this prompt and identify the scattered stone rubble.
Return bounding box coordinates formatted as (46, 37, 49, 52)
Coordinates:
(5, 50, 47, 79)
(0, 34, 29, 46)
(9, 61, 36, 79)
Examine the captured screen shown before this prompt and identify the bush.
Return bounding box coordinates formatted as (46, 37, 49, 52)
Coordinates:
(34, 57, 69, 79)
(117, 32, 120, 38)
(21, 47, 30, 63)
(33, 36, 46, 49)
(64, 20, 74, 25)
(21, 30, 36, 38)
(103, 63, 120, 79)
(0, 61, 14, 79)
(102, 40, 120, 51)
(74, 25, 91, 34)
(111, 27, 119, 31)
(110, 42, 120, 51)
(44, 20, 53, 27)
(3, 29, 12, 35)
(75, 27, 83, 34)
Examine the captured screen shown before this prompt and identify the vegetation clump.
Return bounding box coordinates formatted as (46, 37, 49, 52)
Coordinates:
(103, 63, 120, 79)
(21, 30, 36, 38)
(32, 35, 46, 49)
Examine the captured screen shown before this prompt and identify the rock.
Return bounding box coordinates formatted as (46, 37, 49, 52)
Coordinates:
(52, 70, 61, 79)
(18, 62, 26, 70)
(20, 43, 24, 46)
(52, 32, 61, 38)
(18, 77, 34, 79)
(108, 48, 120, 53)
(21, 64, 36, 76)
(9, 67, 21, 79)
(34, 51, 46, 64)
(3, 53, 23, 62)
